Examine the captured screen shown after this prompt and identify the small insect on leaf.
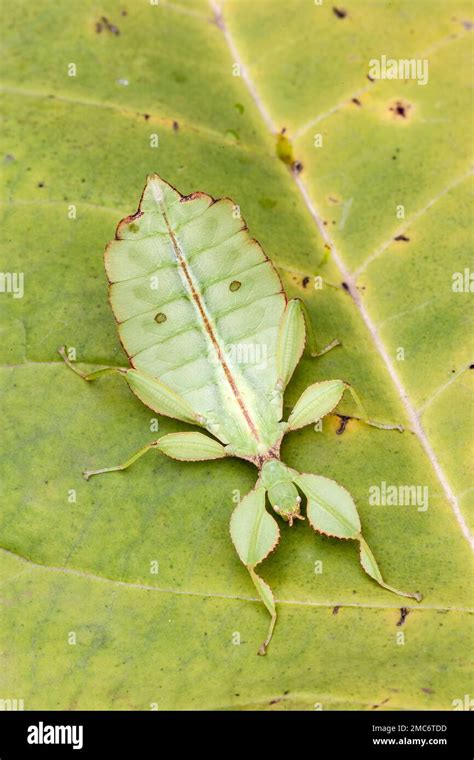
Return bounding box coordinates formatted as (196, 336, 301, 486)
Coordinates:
(59, 172, 422, 655)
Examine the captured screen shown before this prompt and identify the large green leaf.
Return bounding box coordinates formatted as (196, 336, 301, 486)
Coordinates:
(0, 0, 472, 710)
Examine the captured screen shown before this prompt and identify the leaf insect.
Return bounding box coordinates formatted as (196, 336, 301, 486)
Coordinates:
(59, 174, 422, 655)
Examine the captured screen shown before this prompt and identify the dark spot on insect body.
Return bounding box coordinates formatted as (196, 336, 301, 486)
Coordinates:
(396, 607, 409, 626)
(351, 98, 361, 106)
(336, 416, 349, 435)
(154, 312, 167, 323)
(229, 280, 241, 292)
(173, 120, 179, 131)
(332, 606, 340, 615)
(302, 276, 310, 288)
(394, 234, 410, 241)
(332, 6, 347, 18)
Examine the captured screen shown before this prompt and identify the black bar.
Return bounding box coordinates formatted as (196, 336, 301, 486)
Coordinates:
(0, 710, 471, 757)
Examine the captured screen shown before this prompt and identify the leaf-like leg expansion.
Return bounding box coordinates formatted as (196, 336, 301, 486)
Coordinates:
(344, 383, 403, 432)
(297, 298, 341, 358)
(276, 299, 306, 389)
(84, 432, 227, 480)
(58, 346, 126, 381)
(125, 368, 202, 426)
(153, 431, 227, 461)
(293, 473, 361, 538)
(230, 486, 280, 655)
(358, 536, 422, 602)
(293, 473, 422, 601)
(287, 380, 345, 431)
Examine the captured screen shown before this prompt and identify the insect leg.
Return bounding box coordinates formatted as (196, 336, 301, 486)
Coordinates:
(276, 299, 306, 389)
(297, 298, 341, 358)
(248, 568, 277, 656)
(294, 472, 422, 601)
(230, 486, 280, 655)
(84, 432, 228, 480)
(343, 383, 404, 432)
(83, 440, 160, 480)
(58, 346, 126, 381)
(286, 379, 345, 431)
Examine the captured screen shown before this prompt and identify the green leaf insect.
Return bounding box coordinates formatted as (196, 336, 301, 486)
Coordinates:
(59, 173, 422, 655)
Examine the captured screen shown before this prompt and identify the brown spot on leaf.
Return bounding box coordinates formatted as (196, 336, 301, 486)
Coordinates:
(336, 416, 349, 435)
(173, 120, 179, 131)
(229, 280, 241, 292)
(351, 97, 362, 106)
(99, 16, 120, 35)
(292, 160, 303, 174)
(332, 606, 340, 615)
(389, 100, 412, 120)
(394, 234, 410, 242)
(333, 6, 347, 18)
(396, 607, 409, 626)
(302, 276, 310, 288)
